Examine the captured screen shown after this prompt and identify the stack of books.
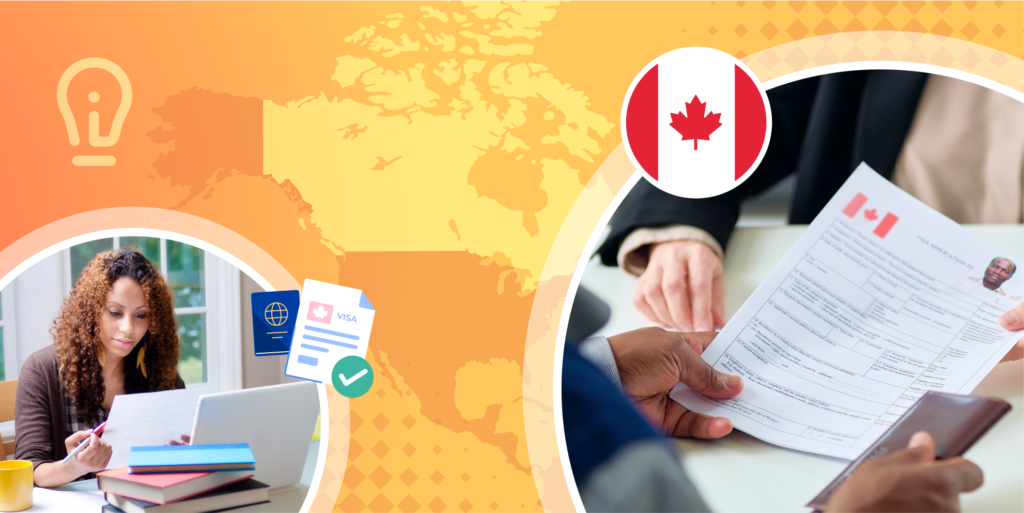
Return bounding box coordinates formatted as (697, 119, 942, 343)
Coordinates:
(99, 444, 269, 513)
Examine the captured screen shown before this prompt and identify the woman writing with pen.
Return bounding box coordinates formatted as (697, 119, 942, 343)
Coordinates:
(15, 249, 186, 487)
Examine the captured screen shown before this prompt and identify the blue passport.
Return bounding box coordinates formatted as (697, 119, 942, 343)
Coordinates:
(128, 444, 256, 473)
(251, 290, 299, 356)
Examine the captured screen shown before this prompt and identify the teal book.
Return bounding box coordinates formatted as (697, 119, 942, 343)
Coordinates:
(129, 444, 256, 474)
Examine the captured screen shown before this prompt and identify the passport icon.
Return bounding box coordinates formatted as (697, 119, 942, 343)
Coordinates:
(251, 290, 300, 356)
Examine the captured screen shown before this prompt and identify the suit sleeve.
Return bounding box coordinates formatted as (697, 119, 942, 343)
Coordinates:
(597, 76, 821, 266)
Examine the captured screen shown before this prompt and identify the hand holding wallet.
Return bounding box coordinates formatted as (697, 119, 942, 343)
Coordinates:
(807, 391, 1011, 511)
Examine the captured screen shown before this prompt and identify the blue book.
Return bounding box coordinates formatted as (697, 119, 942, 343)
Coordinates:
(251, 290, 300, 356)
(129, 444, 256, 474)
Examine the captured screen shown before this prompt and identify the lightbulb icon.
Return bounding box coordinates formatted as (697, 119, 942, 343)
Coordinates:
(57, 58, 132, 167)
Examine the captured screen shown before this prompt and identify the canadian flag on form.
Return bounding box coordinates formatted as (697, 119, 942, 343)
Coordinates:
(843, 192, 899, 239)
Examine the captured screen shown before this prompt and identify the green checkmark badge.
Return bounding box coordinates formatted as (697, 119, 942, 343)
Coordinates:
(331, 356, 374, 398)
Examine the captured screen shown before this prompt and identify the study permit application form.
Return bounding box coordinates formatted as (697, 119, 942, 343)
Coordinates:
(671, 164, 1023, 459)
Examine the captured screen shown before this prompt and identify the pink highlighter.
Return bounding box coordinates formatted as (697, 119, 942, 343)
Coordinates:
(61, 421, 107, 465)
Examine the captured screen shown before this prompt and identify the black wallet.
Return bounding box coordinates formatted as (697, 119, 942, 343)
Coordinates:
(807, 391, 1011, 511)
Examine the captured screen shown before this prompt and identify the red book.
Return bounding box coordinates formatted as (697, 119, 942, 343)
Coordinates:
(97, 466, 253, 505)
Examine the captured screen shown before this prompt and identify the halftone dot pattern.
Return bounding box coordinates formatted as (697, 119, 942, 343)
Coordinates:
(742, 31, 1023, 91)
(333, 351, 539, 512)
(704, 1, 1021, 60)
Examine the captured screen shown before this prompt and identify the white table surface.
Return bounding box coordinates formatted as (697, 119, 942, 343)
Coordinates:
(581, 225, 1024, 513)
(46, 440, 319, 512)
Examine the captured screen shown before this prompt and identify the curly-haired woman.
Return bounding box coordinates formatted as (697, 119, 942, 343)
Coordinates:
(15, 248, 187, 487)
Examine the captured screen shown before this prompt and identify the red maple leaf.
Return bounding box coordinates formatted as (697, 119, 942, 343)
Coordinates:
(669, 95, 722, 150)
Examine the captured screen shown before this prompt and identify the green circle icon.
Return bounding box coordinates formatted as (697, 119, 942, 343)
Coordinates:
(331, 356, 374, 398)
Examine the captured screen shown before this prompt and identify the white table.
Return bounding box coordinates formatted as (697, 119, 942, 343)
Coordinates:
(581, 225, 1024, 513)
(48, 440, 319, 512)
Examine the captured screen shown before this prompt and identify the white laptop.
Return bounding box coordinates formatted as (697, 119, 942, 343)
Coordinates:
(190, 382, 319, 489)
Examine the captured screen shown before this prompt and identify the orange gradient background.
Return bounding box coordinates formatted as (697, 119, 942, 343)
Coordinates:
(1, 3, 1020, 512)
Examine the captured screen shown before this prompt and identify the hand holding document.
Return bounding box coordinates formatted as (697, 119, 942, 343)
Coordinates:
(102, 387, 206, 470)
(670, 164, 1023, 459)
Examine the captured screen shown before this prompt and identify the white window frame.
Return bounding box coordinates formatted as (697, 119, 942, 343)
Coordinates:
(0, 290, 17, 381)
(204, 252, 241, 394)
(63, 237, 242, 393)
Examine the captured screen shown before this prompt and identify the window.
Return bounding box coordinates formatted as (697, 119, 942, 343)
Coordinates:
(70, 237, 210, 385)
(167, 240, 207, 385)
(70, 238, 114, 285)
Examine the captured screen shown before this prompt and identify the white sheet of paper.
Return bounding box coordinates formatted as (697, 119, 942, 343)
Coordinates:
(29, 489, 105, 512)
(284, 279, 375, 383)
(671, 164, 1023, 459)
(102, 387, 206, 470)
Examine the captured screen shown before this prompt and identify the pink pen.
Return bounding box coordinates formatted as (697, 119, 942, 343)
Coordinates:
(61, 421, 107, 465)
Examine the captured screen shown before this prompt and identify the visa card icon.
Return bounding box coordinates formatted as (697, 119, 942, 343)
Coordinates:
(251, 290, 300, 356)
(285, 280, 375, 384)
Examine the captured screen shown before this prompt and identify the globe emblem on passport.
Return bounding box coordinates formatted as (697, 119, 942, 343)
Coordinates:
(264, 302, 289, 327)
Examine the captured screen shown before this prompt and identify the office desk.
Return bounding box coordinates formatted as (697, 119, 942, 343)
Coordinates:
(48, 440, 319, 512)
(581, 225, 1024, 512)
(263, 440, 318, 513)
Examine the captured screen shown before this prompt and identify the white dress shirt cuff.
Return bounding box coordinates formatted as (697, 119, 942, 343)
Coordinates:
(577, 336, 621, 390)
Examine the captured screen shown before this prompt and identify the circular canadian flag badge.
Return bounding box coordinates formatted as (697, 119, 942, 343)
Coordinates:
(622, 47, 772, 198)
